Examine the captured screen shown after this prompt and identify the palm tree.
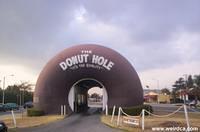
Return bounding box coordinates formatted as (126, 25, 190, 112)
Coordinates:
(193, 75, 200, 106)
(172, 77, 185, 90)
(161, 88, 170, 95)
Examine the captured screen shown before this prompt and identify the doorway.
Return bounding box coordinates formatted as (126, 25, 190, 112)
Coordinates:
(68, 78, 108, 113)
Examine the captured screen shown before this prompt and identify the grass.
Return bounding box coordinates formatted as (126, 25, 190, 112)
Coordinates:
(101, 115, 141, 132)
(101, 112, 200, 132)
(3, 114, 65, 129)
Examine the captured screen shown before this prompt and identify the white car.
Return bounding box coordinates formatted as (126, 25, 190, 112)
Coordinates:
(189, 100, 200, 107)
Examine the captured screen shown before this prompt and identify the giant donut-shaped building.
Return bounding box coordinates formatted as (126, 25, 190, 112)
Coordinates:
(34, 44, 143, 114)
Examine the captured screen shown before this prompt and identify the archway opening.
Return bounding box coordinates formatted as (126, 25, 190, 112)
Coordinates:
(87, 87, 102, 113)
(68, 79, 108, 114)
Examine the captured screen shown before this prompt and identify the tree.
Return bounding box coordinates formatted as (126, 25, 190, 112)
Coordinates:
(18, 81, 33, 91)
(3, 82, 34, 105)
(90, 93, 101, 102)
(0, 88, 2, 103)
(172, 74, 200, 104)
(161, 88, 170, 95)
(18, 81, 34, 105)
(172, 77, 185, 90)
(187, 75, 194, 88)
(172, 77, 188, 103)
(90, 93, 100, 99)
(171, 88, 178, 103)
(192, 75, 200, 105)
(5, 85, 20, 104)
(194, 75, 200, 87)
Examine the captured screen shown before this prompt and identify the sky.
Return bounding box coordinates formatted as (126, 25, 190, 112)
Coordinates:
(0, 0, 200, 90)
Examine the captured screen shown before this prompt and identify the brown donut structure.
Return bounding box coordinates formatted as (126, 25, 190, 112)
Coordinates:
(34, 44, 143, 114)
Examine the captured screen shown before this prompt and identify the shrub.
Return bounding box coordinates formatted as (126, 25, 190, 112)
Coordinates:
(108, 104, 153, 116)
(27, 108, 45, 116)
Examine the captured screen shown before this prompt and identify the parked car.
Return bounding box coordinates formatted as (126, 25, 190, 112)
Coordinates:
(189, 100, 200, 107)
(185, 100, 191, 105)
(170, 98, 184, 104)
(0, 121, 7, 132)
(189, 100, 196, 107)
(0, 104, 6, 112)
(23, 101, 33, 109)
(3, 103, 19, 110)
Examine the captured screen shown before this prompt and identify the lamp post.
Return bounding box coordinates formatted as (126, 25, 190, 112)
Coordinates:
(152, 79, 160, 90)
(0, 80, 1, 99)
(2, 74, 14, 104)
(183, 74, 188, 104)
(152, 79, 160, 103)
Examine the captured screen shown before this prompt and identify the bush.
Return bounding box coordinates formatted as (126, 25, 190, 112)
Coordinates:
(27, 108, 45, 116)
(170, 98, 184, 103)
(108, 104, 153, 116)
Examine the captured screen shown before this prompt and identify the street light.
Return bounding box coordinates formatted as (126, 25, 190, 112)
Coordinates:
(0, 80, 1, 97)
(183, 74, 188, 104)
(2, 74, 14, 104)
(152, 79, 160, 103)
(152, 79, 160, 90)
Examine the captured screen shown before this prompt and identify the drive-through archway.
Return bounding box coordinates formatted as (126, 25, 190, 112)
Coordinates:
(68, 78, 108, 113)
(34, 44, 143, 114)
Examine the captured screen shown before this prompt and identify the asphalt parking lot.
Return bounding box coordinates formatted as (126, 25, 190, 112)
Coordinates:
(0, 109, 24, 120)
(150, 103, 200, 113)
(1, 104, 199, 132)
(15, 109, 120, 132)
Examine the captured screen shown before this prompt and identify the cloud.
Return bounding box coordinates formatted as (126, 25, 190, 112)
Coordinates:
(0, 1, 200, 87)
(139, 61, 200, 89)
(81, 0, 200, 39)
(0, 0, 79, 68)
(0, 64, 38, 86)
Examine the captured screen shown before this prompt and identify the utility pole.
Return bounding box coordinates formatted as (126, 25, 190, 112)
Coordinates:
(2, 74, 14, 104)
(152, 79, 160, 104)
(152, 79, 160, 90)
(183, 74, 188, 104)
(2, 76, 5, 104)
(0, 80, 1, 103)
(20, 91, 22, 106)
